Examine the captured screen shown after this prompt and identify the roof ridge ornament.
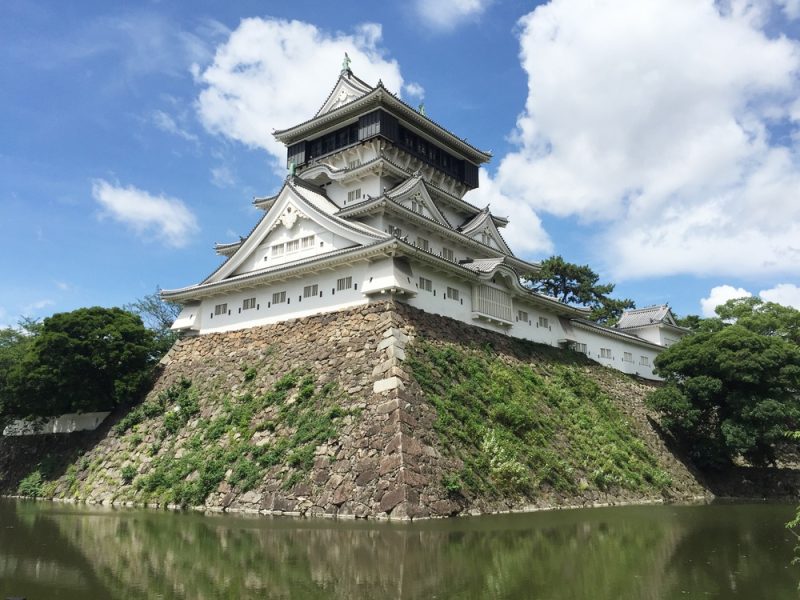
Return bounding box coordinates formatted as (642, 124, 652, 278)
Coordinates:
(418, 102, 425, 116)
(341, 52, 352, 76)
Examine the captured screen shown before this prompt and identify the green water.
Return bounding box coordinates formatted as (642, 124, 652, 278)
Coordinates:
(0, 499, 797, 599)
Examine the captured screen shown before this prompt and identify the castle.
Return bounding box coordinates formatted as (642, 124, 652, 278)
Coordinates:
(163, 61, 686, 379)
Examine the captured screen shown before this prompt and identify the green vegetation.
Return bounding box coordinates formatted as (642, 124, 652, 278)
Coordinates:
(121, 371, 353, 508)
(408, 340, 671, 499)
(522, 255, 635, 325)
(648, 298, 800, 467)
(17, 470, 43, 497)
(1, 307, 158, 418)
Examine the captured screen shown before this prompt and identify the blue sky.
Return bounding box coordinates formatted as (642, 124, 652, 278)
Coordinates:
(2, 0, 800, 327)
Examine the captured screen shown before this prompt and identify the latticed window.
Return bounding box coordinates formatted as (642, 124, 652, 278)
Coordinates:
(600, 348, 612, 359)
(517, 310, 529, 323)
(471, 285, 513, 322)
(624, 352, 633, 362)
(441, 247, 454, 261)
(272, 291, 286, 304)
(303, 284, 318, 298)
(347, 188, 362, 203)
(416, 237, 429, 251)
(538, 316, 549, 328)
(271, 244, 285, 257)
(419, 277, 432, 292)
(214, 303, 227, 316)
(286, 239, 300, 253)
(337, 276, 353, 291)
(446, 287, 460, 301)
(301, 235, 315, 249)
(242, 298, 256, 310)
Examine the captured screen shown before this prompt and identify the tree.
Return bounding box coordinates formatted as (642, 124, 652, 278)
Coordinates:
(3, 307, 157, 417)
(125, 287, 180, 356)
(647, 299, 800, 467)
(522, 256, 635, 324)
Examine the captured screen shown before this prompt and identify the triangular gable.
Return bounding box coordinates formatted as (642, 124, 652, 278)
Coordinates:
(316, 72, 373, 117)
(459, 210, 513, 255)
(385, 177, 451, 227)
(662, 307, 677, 326)
(204, 182, 385, 284)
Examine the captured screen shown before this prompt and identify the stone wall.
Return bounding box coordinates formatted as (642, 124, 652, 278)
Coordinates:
(1, 301, 718, 519)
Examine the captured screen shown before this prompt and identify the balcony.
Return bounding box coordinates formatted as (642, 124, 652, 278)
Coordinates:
(471, 284, 513, 326)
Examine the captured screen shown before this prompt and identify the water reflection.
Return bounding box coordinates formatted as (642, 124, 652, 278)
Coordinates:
(0, 500, 796, 599)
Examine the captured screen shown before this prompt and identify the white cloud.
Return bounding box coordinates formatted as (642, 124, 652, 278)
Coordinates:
(151, 110, 198, 142)
(464, 168, 553, 255)
(92, 179, 199, 248)
(777, 0, 800, 20)
(210, 165, 235, 188)
(701, 285, 752, 317)
(54, 281, 71, 292)
(759, 283, 800, 308)
(195, 19, 404, 165)
(414, 0, 493, 31)
(403, 82, 425, 100)
(23, 299, 55, 315)
(489, 0, 800, 279)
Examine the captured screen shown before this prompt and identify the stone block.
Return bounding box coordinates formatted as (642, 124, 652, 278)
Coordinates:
(376, 398, 400, 415)
(373, 377, 404, 393)
(379, 487, 405, 512)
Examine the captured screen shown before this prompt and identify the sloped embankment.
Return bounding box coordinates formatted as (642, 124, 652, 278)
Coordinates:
(0, 301, 707, 518)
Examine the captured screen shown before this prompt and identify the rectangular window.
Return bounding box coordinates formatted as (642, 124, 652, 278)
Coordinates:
(419, 277, 432, 292)
(271, 243, 285, 257)
(336, 276, 353, 291)
(600, 348, 612, 359)
(410, 199, 424, 214)
(301, 235, 315, 249)
(517, 310, 529, 323)
(303, 284, 319, 298)
(481, 231, 492, 245)
(441, 247, 454, 261)
(446, 287, 460, 301)
(214, 303, 227, 316)
(242, 297, 256, 311)
(624, 352, 633, 362)
(347, 188, 362, 203)
(272, 291, 286, 304)
(538, 316, 549, 328)
(572, 342, 587, 354)
(416, 237, 429, 251)
(285, 239, 300, 253)
(640, 355, 650, 366)
(347, 159, 362, 169)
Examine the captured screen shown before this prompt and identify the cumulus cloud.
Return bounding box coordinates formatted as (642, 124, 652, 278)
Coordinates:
(414, 0, 493, 31)
(92, 179, 199, 247)
(210, 165, 235, 188)
(490, 0, 800, 279)
(759, 283, 800, 308)
(403, 82, 425, 100)
(701, 285, 752, 317)
(464, 168, 553, 255)
(195, 19, 403, 165)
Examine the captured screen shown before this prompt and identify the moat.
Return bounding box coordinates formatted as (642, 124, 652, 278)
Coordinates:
(0, 499, 797, 599)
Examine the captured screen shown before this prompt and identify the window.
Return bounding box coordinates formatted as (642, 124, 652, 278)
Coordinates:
(441, 247, 454, 261)
(640, 355, 650, 366)
(214, 303, 227, 316)
(600, 348, 612, 359)
(285, 239, 300, 253)
(446, 287, 460, 301)
(538, 316, 549, 328)
(419, 277, 432, 292)
(336, 276, 353, 291)
(410, 199, 424, 214)
(242, 297, 256, 311)
(272, 291, 286, 304)
(301, 235, 315, 249)
(517, 310, 529, 323)
(624, 352, 633, 362)
(271, 244, 285, 257)
(388, 226, 403, 237)
(416, 237, 429, 251)
(348, 159, 362, 169)
(303, 284, 318, 298)
(481, 231, 492, 245)
(572, 342, 587, 354)
(347, 188, 362, 203)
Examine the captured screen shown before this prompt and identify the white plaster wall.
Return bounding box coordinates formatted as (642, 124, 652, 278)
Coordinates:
(3, 412, 111, 436)
(198, 263, 370, 334)
(568, 327, 659, 379)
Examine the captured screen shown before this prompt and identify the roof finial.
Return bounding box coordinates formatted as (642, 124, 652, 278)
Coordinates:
(341, 52, 351, 75)
(288, 161, 296, 177)
(418, 102, 426, 116)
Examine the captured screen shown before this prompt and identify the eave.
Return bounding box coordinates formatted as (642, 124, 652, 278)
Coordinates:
(274, 86, 492, 165)
(569, 319, 665, 350)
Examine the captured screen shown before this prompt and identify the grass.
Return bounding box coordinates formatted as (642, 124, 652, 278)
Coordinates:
(407, 340, 671, 499)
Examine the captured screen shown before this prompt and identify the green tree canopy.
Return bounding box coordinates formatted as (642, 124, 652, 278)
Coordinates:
(125, 287, 180, 356)
(647, 298, 800, 467)
(2, 307, 157, 417)
(522, 255, 634, 324)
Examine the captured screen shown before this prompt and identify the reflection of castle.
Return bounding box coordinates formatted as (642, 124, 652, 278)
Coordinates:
(163, 61, 685, 379)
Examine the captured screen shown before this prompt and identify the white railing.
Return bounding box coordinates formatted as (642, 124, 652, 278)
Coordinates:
(472, 284, 514, 323)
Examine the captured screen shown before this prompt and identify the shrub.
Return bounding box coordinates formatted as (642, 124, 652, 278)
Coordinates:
(121, 465, 137, 484)
(18, 470, 43, 498)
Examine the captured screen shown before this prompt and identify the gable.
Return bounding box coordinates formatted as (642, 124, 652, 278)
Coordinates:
(205, 183, 385, 284)
(459, 211, 513, 255)
(316, 73, 373, 117)
(386, 177, 451, 227)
